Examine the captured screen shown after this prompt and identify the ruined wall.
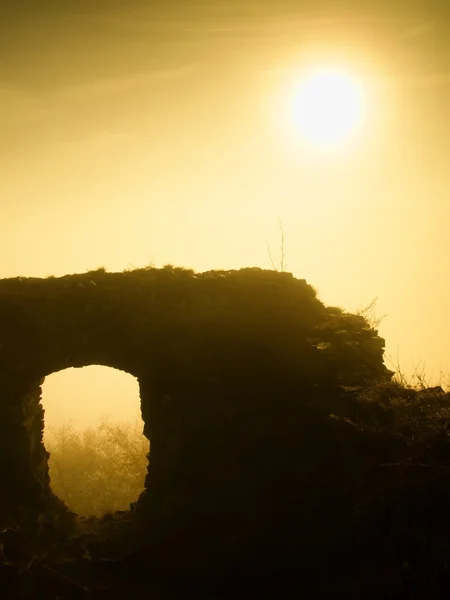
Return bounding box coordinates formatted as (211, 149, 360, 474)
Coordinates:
(0, 266, 393, 572)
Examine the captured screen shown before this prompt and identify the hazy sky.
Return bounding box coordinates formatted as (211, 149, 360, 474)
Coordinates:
(2, 1, 450, 427)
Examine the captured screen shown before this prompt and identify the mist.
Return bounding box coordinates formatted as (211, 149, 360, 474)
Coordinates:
(2, 1, 450, 597)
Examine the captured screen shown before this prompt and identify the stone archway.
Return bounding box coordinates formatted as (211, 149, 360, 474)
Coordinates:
(0, 266, 393, 572)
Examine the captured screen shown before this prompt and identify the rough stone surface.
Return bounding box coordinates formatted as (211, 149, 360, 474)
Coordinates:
(0, 266, 394, 577)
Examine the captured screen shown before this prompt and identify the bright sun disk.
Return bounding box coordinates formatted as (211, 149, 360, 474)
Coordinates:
(291, 67, 366, 150)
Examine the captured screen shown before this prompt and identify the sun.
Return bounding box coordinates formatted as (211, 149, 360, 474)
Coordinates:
(291, 67, 366, 150)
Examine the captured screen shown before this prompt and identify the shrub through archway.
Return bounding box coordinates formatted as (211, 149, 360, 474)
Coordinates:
(42, 366, 148, 517)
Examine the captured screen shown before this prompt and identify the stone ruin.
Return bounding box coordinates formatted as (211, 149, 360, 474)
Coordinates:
(0, 266, 394, 580)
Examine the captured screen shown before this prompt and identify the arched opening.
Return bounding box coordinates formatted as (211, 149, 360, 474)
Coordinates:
(41, 366, 149, 517)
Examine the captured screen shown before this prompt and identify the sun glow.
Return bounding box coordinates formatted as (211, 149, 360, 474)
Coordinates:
(290, 67, 366, 150)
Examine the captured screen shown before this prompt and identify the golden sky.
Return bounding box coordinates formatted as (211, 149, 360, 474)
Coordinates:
(2, 1, 450, 427)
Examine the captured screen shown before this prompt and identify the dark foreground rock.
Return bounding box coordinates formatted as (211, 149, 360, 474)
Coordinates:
(2, 268, 448, 597)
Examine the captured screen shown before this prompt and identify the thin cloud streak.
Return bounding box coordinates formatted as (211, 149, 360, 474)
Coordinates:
(396, 71, 450, 88)
(57, 64, 198, 101)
